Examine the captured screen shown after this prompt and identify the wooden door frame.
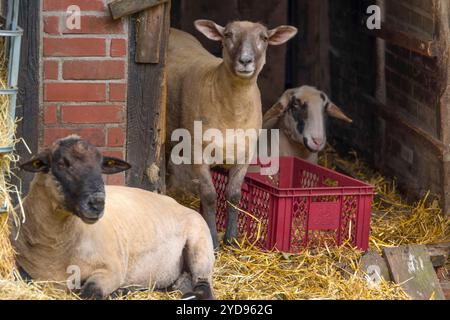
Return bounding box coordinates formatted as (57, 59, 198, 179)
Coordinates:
(14, 0, 40, 196)
(126, 1, 171, 192)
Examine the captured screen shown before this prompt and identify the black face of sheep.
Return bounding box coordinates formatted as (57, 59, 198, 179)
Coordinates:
(20, 136, 131, 224)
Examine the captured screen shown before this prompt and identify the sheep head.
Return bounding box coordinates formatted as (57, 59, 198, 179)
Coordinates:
(265, 86, 353, 153)
(194, 20, 297, 80)
(20, 135, 131, 224)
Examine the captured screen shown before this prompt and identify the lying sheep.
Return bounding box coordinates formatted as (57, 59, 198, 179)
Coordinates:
(10, 136, 215, 300)
(166, 20, 298, 248)
(263, 86, 353, 163)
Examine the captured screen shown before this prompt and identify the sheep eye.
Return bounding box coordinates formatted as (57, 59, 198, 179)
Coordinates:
(260, 34, 269, 42)
(293, 99, 306, 110)
(224, 32, 233, 39)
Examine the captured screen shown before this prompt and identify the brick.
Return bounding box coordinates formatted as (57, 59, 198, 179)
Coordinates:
(102, 150, 124, 159)
(44, 60, 59, 80)
(111, 39, 127, 57)
(44, 38, 106, 57)
(62, 105, 123, 124)
(44, 16, 59, 35)
(63, 60, 125, 80)
(107, 127, 125, 147)
(44, 127, 105, 147)
(62, 16, 124, 34)
(106, 173, 126, 186)
(44, 105, 58, 124)
(45, 83, 106, 102)
(109, 83, 127, 102)
(43, 0, 105, 11)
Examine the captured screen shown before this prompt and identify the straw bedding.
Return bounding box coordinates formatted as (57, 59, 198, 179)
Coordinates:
(0, 146, 447, 300)
(0, 35, 19, 283)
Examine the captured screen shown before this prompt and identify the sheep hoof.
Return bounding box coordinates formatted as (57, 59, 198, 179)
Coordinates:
(224, 230, 239, 247)
(224, 238, 239, 247)
(80, 282, 104, 300)
(181, 282, 215, 300)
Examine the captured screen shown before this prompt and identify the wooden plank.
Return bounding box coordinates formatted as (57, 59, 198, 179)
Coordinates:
(383, 245, 446, 300)
(364, 21, 438, 58)
(14, 0, 40, 198)
(135, 4, 164, 64)
(361, 94, 447, 156)
(109, 0, 168, 20)
(126, 1, 170, 192)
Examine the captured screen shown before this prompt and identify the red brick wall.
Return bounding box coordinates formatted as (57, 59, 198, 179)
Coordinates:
(41, 0, 128, 185)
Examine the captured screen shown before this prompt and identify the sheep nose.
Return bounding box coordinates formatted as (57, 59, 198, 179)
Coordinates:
(312, 137, 323, 147)
(87, 192, 105, 212)
(238, 56, 253, 66)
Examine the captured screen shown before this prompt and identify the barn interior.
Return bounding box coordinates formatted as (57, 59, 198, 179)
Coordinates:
(0, 0, 448, 301)
(170, 0, 450, 216)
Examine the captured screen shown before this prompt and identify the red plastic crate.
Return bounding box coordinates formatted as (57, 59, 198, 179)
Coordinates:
(211, 157, 374, 252)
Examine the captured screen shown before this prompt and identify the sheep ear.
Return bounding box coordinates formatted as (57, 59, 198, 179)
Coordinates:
(327, 103, 353, 124)
(263, 89, 297, 126)
(268, 26, 298, 45)
(102, 157, 131, 175)
(20, 150, 51, 173)
(194, 20, 225, 41)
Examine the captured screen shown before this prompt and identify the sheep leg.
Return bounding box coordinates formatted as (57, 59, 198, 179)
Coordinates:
(182, 225, 215, 300)
(224, 164, 248, 245)
(80, 269, 121, 300)
(196, 165, 219, 249)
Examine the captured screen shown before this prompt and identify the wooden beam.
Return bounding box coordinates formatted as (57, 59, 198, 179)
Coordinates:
(126, 1, 170, 192)
(434, 0, 450, 216)
(383, 245, 446, 300)
(14, 0, 40, 198)
(363, 21, 438, 58)
(109, 0, 168, 20)
(361, 94, 448, 156)
(135, 4, 164, 64)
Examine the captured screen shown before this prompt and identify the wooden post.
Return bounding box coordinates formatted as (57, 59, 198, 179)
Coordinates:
(14, 0, 40, 197)
(435, 0, 450, 216)
(290, 0, 330, 92)
(135, 4, 165, 63)
(126, 1, 170, 192)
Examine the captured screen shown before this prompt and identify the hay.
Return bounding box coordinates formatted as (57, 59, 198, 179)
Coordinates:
(0, 33, 22, 287)
(0, 38, 15, 149)
(1, 147, 448, 300)
(320, 148, 450, 251)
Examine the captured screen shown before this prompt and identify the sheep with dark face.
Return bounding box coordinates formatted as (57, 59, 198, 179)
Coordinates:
(10, 136, 215, 300)
(263, 86, 353, 163)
